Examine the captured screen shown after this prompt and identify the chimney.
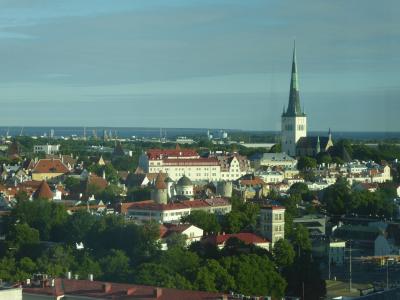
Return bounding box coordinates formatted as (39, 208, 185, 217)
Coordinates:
(88, 274, 93, 281)
(153, 288, 162, 298)
(103, 283, 112, 293)
(66, 271, 72, 280)
(126, 287, 136, 296)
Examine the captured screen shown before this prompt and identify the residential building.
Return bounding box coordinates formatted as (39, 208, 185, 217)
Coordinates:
(120, 198, 231, 224)
(31, 159, 70, 181)
(159, 223, 204, 250)
(203, 232, 270, 250)
(259, 205, 285, 247)
(33, 144, 60, 155)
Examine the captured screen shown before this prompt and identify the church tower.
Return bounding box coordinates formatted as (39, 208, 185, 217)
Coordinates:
(281, 42, 307, 156)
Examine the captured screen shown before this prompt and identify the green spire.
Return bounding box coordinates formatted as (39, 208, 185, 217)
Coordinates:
(284, 41, 304, 117)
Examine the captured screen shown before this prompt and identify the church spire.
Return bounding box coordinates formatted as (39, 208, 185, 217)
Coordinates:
(284, 41, 304, 117)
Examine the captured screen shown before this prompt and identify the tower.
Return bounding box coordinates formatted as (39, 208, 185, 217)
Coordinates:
(281, 42, 307, 156)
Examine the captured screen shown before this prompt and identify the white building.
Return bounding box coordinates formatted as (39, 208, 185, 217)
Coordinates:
(256, 170, 284, 184)
(139, 146, 250, 182)
(259, 205, 285, 248)
(120, 198, 232, 224)
(159, 224, 204, 250)
(33, 144, 60, 155)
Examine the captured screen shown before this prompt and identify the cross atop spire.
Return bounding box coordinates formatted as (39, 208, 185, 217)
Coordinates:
(283, 41, 305, 117)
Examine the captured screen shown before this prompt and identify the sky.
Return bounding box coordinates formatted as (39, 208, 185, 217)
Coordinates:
(0, 0, 399, 131)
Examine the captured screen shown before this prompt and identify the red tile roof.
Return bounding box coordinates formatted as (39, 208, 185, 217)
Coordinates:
(119, 198, 230, 213)
(154, 172, 167, 189)
(204, 232, 269, 246)
(260, 205, 285, 210)
(32, 159, 70, 174)
(23, 279, 230, 299)
(239, 177, 265, 186)
(33, 180, 53, 200)
(88, 174, 108, 190)
(147, 148, 199, 160)
(162, 158, 219, 166)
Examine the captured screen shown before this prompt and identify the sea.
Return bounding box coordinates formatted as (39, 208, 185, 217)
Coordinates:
(0, 127, 399, 141)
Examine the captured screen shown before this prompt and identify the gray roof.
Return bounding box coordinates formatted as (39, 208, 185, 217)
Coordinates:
(177, 175, 192, 186)
(297, 136, 330, 150)
(261, 152, 296, 161)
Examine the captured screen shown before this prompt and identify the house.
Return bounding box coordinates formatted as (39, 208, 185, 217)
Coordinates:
(31, 159, 70, 181)
(203, 232, 270, 250)
(159, 223, 204, 250)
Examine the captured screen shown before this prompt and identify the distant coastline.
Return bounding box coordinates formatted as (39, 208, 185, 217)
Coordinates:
(0, 126, 399, 141)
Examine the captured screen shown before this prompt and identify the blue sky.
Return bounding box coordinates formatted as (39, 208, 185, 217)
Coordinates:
(0, 0, 399, 131)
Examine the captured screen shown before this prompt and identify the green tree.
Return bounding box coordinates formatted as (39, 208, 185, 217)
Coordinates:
(323, 177, 351, 216)
(273, 239, 295, 268)
(181, 211, 221, 234)
(316, 152, 332, 165)
(99, 249, 130, 282)
(165, 232, 187, 249)
(221, 254, 286, 297)
(194, 259, 235, 292)
(297, 156, 317, 171)
(135, 263, 192, 290)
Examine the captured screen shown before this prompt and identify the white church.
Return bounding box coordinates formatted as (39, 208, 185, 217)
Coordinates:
(281, 43, 333, 157)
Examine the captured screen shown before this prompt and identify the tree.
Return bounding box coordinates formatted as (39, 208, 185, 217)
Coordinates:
(289, 182, 309, 196)
(181, 211, 221, 234)
(15, 191, 29, 202)
(64, 210, 97, 243)
(64, 177, 82, 194)
(221, 254, 286, 297)
(316, 152, 332, 165)
(10, 199, 68, 241)
(7, 223, 40, 250)
(126, 186, 151, 202)
(99, 249, 131, 282)
(291, 224, 312, 256)
(194, 259, 235, 292)
(323, 177, 351, 216)
(98, 184, 123, 205)
(273, 239, 295, 268)
(165, 232, 187, 249)
(269, 143, 282, 153)
(297, 156, 317, 171)
(135, 263, 192, 290)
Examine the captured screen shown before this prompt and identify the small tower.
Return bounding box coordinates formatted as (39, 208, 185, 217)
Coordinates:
(281, 41, 307, 156)
(151, 172, 168, 204)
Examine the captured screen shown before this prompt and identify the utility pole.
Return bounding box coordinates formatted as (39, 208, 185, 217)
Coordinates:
(386, 259, 389, 289)
(349, 242, 352, 292)
(328, 242, 331, 280)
